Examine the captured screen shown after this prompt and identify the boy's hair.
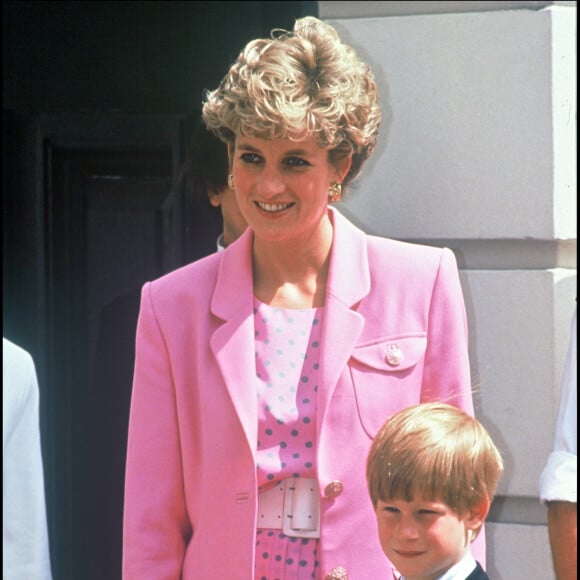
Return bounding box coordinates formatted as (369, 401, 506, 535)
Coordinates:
(367, 402, 503, 517)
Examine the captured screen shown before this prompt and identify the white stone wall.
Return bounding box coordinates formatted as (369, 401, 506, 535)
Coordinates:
(319, 2, 577, 579)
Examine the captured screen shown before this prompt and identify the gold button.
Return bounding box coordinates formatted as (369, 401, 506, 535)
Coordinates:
(324, 480, 344, 499)
(385, 344, 403, 367)
(325, 566, 348, 579)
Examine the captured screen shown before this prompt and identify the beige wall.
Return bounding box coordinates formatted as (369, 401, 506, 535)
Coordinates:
(319, 1, 577, 579)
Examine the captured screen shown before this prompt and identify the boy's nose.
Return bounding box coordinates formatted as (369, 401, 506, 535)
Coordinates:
(397, 516, 420, 539)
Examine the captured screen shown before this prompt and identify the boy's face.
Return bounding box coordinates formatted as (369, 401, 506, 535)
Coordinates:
(374, 497, 484, 580)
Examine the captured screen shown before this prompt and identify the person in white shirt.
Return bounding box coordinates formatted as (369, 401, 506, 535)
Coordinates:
(3, 337, 53, 580)
(539, 305, 577, 580)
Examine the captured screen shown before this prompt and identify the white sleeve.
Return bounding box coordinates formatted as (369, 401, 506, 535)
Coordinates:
(539, 308, 577, 504)
(3, 338, 53, 580)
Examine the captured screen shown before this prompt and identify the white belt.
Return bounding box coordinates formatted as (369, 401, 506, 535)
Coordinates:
(257, 477, 321, 539)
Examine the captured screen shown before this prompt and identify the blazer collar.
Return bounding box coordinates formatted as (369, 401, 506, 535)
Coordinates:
(208, 207, 371, 456)
(211, 206, 371, 320)
(209, 228, 257, 452)
(315, 208, 370, 456)
(211, 226, 254, 321)
(325, 206, 371, 308)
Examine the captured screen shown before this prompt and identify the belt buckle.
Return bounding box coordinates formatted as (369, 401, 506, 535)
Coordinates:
(282, 477, 321, 539)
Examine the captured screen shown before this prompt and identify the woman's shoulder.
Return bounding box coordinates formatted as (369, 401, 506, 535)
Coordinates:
(147, 251, 222, 298)
(332, 208, 459, 284)
(366, 234, 457, 268)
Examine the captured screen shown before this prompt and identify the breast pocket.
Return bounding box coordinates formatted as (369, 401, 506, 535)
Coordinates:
(349, 334, 427, 437)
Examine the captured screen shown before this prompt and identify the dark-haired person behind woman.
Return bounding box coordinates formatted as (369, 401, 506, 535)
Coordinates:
(181, 116, 248, 250)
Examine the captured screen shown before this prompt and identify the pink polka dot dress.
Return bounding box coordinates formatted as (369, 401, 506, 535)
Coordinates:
(253, 298, 323, 580)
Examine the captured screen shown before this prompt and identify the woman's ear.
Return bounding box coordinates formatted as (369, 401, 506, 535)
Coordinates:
(336, 155, 352, 184)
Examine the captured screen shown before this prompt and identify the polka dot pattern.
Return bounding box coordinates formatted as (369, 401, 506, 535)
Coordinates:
(254, 300, 320, 486)
(254, 298, 322, 579)
(255, 530, 318, 580)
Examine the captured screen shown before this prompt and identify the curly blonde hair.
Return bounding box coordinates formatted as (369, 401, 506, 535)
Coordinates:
(202, 16, 382, 187)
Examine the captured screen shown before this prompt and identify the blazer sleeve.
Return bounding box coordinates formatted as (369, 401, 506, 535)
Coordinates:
(420, 248, 488, 564)
(123, 282, 192, 580)
(421, 247, 474, 413)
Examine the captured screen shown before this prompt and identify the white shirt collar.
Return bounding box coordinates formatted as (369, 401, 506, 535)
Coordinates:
(399, 551, 477, 580)
(217, 234, 225, 252)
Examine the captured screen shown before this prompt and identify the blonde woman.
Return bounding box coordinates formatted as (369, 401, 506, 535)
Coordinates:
(123, 17, 481, 579)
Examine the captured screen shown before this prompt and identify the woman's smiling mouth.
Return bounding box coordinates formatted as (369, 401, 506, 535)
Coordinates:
(255, 201, 295, 213)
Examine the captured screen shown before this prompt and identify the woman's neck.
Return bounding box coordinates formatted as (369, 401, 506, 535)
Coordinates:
(252, 219, 333, 309)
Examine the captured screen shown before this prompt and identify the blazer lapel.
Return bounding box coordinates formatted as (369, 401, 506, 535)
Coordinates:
(208, 209, 372, 458)
(317, 208, 370, 428)
(210, 229, 258, 454)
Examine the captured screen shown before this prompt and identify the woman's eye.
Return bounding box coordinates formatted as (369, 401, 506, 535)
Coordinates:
(240, 153, 261, 164)
(285, 157, 309, 168)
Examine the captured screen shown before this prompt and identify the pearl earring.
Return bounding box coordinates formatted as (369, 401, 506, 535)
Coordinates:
(328, 181, 342, 203)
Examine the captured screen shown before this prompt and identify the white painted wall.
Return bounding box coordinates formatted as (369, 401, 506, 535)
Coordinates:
(319, 1, 577, 578)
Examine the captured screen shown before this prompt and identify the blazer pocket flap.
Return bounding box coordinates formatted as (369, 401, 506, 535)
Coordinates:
(351, 335, 427, 372)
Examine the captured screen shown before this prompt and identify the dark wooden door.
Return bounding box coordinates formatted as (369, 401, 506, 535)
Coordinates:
(34, 113, 219, 579)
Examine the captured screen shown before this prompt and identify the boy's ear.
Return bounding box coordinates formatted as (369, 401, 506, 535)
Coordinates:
(465, 497, 491, 538)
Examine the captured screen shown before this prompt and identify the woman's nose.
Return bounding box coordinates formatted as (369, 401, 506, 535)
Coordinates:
(256, 166, 285, 198)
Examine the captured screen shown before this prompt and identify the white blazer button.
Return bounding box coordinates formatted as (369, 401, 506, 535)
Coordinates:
(324, 480, 344, 499)
(385, 344, 403, 366)
(325, 566, 348, 579)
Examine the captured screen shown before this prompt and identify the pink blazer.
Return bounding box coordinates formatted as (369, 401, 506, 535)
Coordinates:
(123, 207, 484, 579)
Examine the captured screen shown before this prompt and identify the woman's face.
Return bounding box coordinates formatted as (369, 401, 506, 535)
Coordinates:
(230, 135, 350, 245)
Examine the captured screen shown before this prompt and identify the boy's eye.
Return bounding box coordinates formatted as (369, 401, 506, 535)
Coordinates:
(383, 506, 399, 514)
